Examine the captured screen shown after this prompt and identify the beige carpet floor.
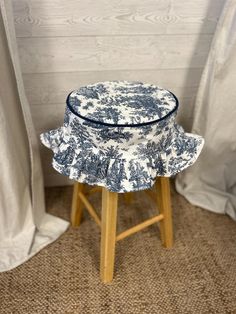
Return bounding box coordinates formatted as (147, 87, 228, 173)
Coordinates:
(0, 185, 236, 314)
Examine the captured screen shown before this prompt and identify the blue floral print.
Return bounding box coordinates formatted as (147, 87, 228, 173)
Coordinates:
(40, 81, 204, 193)
(67, 80, 177, 125)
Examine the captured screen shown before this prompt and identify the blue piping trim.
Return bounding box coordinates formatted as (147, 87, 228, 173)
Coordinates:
(66, 90, 179, 128)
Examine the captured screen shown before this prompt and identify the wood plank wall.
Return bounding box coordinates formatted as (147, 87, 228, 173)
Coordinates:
(13, 0, 225, 186)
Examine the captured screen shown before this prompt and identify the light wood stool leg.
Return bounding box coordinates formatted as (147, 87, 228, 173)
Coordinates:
(156, 177, 173, 248)
(71, 182, 84, 227)
(100, 188, 118, 283)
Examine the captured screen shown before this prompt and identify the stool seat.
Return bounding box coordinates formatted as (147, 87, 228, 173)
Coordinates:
(41, 81, 204, 193)
(67, 81, 177, 125)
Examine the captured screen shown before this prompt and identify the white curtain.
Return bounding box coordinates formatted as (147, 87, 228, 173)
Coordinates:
(176, 0, 236, 220)
(0, 0, 69, 272)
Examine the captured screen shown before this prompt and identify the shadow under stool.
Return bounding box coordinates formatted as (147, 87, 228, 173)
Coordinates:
(71, 177, 173, 283)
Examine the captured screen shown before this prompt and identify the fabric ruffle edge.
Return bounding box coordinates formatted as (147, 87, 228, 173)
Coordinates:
(40, 127, 204, 193)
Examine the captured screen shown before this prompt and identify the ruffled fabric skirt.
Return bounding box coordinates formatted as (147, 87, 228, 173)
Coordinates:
(40, 126, 204, 193)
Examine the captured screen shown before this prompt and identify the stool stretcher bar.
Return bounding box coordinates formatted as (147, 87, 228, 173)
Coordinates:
(116, 214, 164, 242)
(78, 192, 101, 227)
(79, 187, 165, 243)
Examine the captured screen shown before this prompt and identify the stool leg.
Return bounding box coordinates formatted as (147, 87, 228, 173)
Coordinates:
(71, 182, 84, 227)
(156, 177, 173, 248)
(100, 188, 118, 283)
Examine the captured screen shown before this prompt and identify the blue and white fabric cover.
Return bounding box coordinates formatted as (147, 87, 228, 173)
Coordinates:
(40, 81, 204, 193)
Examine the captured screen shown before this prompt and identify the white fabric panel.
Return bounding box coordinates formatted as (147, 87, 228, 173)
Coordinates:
(0, 0, 69, 272)
(176, 0, 236, 220)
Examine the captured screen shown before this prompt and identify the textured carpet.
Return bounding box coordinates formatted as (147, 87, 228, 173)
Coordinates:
(0, 185, 236, 314)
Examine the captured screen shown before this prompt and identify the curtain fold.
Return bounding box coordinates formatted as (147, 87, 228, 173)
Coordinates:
(0, 0, 69, 272)
(176, 0, 236, 220)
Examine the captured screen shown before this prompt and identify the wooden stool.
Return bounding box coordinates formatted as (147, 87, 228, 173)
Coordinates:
(71, 177, 173, 283)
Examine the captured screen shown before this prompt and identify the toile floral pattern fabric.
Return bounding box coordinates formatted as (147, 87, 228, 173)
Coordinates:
(40, 81, 204, 193)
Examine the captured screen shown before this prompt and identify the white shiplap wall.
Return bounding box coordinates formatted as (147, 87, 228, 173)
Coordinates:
(13, 0, 225, 186)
